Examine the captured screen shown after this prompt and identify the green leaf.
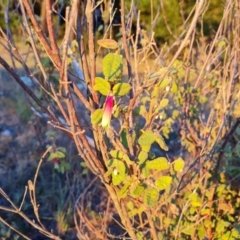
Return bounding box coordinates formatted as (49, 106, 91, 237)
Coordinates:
(112, 83, 131, 96)
(173, 157, 185, 172)
(93, 77, 111, 96)
(118, 182, 131, 198)
(146, 157, 169, 170)
(132, 185, 145, 196)
(104, 168, 113, 178)
(159, 98, 169, 108)
(97, 39, 118, 49)
(48, 151, 65, 161)
(122, 154, 132, 165)
(182, 224, 195, 236)
(235, 143, 240, 157)
(216, 220, 230, 233)
(155, 176, 172, 190)
(158, 77, 171, 88)
(112, 172, 125, 185)
(138, 130, 156, 146)
(110, 150, 123, 159)
(155, 132, 169, 151)
(127, 201, 134, 210)
(197, 224, 206, 239)
(133, 106, 146, 116)
(204, 219, 212, 228)
(137, 151, 148, 165)
(128, 208, 139, 217)
(42, 57, 53, 68)
(110, 159, 127, 185)
(190, 192, 201, 207)
(144, 188, 159, 207)
(113, 159, 126, 175)
(171, 80, 178, 93)
(141, 145, 151, 153)
(172, 110, 180, 119)
(91, 109, 103, 125)
(141, 163, 150, 178)
(120, 129, 128, 149)
(57, 147, 66, 153)
(103, 53, 122, 80)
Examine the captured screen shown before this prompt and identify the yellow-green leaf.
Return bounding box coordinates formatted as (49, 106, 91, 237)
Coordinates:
(155, 176, 172, 190)
(144, 188, 159, 207)
(155, 132, 169, 151)
(159, 98, 169, 108)
(113, 83, 131, 96)
(173, 157, 185, 172)
(93, 77, 111, 96)
(138, 130, 156, 146)
(91, 109, 103, 125)
(103, 53, 122, 80)
(137, 151, 148, 165)
(146, 157, 169, 170)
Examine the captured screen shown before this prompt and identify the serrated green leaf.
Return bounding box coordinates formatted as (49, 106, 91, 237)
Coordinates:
(138, 130, 156, 146)
(155, 176, 172, 190)
(103, 53, 122, 80)
(144, 188, 159, 207)
(137, 151, 148, 165)
(93, 77, 111, 95)
(146, 157, 169, 170)
(155, 132, 169, 151)
(112, 83, 131, 96)
(48, 151, 65, 161)
(173, 157, 185, 171)
(91, 109, 103, 125)
(159, 98, 169, 108)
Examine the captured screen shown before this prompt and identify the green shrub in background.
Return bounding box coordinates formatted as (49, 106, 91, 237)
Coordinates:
(126, 0, 224, 43)
(1, 0, 223, 43)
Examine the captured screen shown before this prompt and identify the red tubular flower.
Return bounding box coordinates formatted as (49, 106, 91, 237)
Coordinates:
(101, 93, 114, 127)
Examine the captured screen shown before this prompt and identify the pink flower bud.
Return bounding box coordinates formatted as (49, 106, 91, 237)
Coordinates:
(101, 93, 114, 127)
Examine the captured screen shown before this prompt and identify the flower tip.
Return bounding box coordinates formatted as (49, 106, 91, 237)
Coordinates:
(101, 94, 114, 127)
